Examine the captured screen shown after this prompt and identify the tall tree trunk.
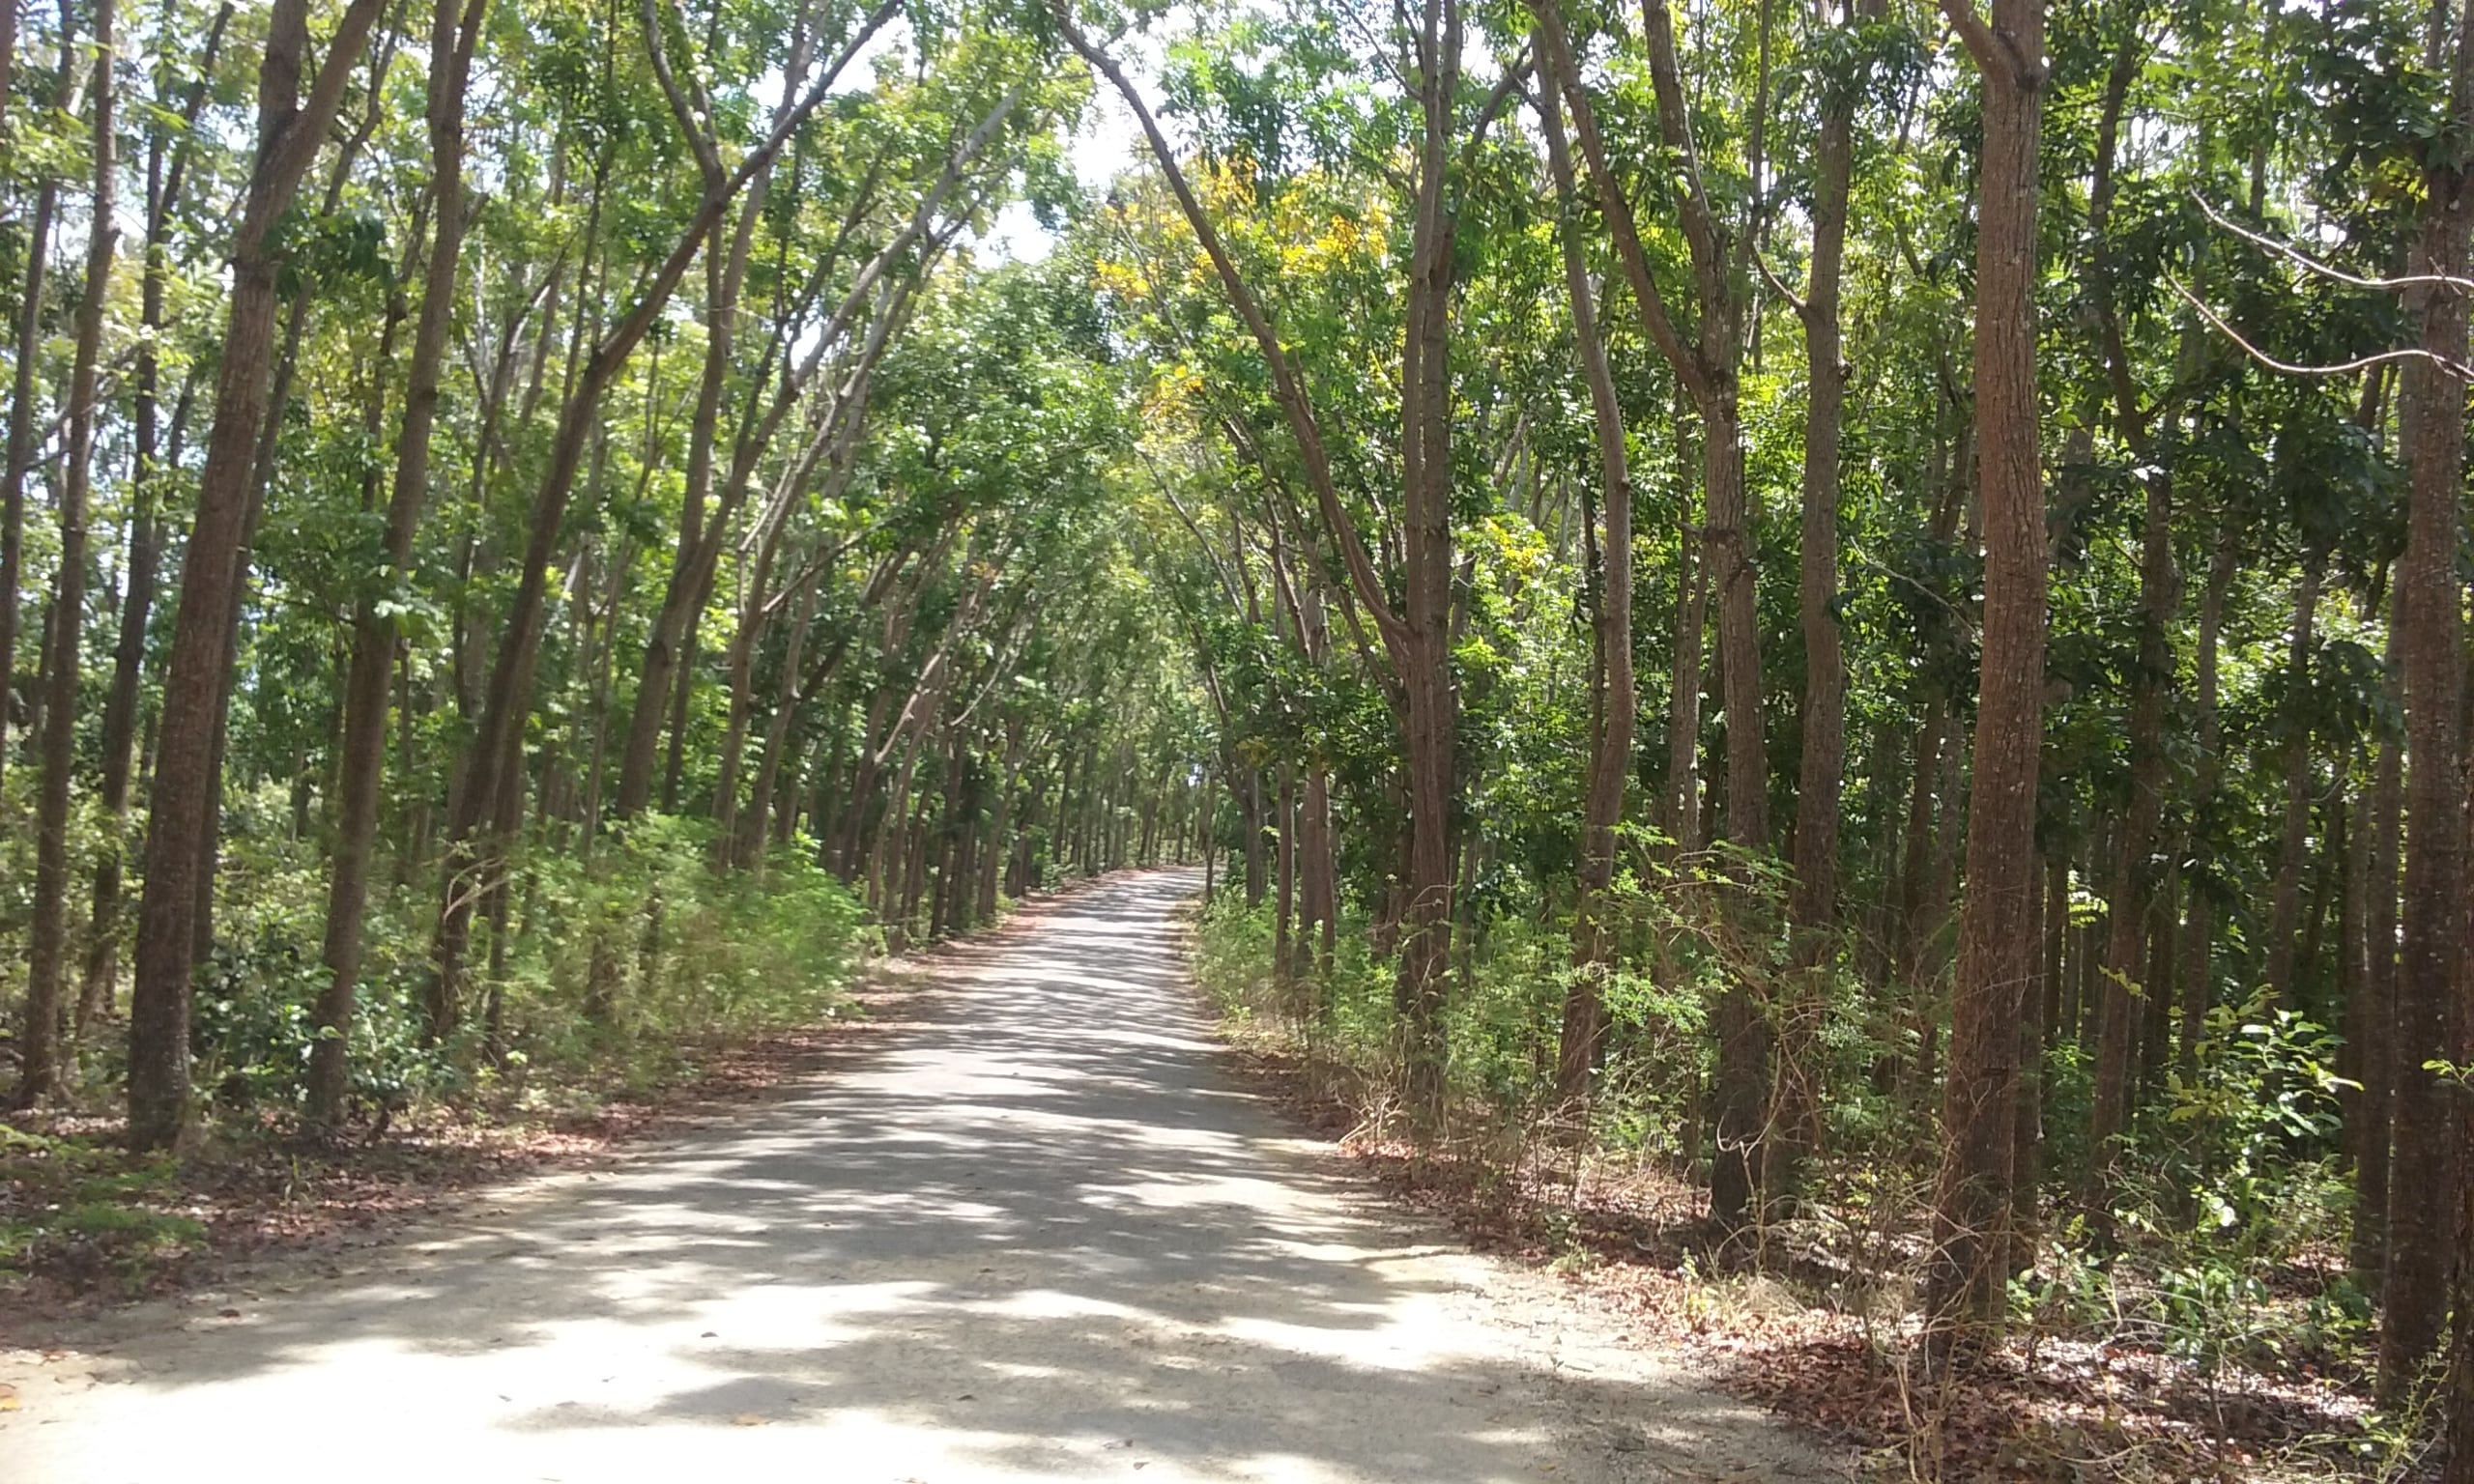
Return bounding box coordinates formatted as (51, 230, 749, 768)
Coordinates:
(127, 0, 392, 1150)
(2354, 594, 2404, 1281)
(78, 7, 229, 1041)
(18, 0, 117, 1103)
(1774, 0, 1865, 1194)
(1275, 768, 1296, 983)
(1536, 57, 1636, 1107)
(2079, 30, 2178, 1235)
(741, 572, 822, 866)
(2377, 0, 2472, 1394)
(2085, 468, 2178, 1235)
(2177, 534, 2236, 1074)
(307, 0, 487, 1127)
(1926, 0, 2046, 1352)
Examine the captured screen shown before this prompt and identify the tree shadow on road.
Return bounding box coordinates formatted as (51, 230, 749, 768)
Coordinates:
(9, 873, 1821, 1483)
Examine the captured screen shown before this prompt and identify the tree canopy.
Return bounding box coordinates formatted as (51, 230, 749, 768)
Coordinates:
(2, 0, 2471, 1470)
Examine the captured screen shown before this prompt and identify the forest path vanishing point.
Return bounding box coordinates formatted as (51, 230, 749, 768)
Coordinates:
(3, 871, 1834, 1483)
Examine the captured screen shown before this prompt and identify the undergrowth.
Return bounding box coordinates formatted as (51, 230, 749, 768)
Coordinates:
(2, 804, 870, 1303)
(1187, 891, 2431, 1481)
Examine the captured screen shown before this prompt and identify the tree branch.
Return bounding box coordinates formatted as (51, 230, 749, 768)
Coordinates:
(2168, 273, 2474, 382)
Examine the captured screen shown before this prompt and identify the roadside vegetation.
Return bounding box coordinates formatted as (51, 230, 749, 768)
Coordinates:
(3, 0, 2471, 1471)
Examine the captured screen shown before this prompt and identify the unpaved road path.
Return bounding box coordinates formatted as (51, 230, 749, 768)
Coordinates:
(3, 870, 1835, 1483)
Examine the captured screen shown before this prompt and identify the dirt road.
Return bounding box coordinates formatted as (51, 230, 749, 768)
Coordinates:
(2, 870, 1834, 1483)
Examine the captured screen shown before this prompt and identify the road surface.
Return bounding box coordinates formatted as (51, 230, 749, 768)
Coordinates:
(3, 870, 1832, 1483)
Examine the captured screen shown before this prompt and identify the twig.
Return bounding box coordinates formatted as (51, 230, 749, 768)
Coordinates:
(2193, 192, 2474, 296)
(2167, 273, 2474, 383)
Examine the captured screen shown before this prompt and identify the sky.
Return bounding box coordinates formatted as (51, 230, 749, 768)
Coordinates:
(972, 34, 1168, 263)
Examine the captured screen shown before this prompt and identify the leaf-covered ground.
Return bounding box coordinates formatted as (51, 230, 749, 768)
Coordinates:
(1210, 1040, 2417, 1483)
(0, 975, 950, 1329)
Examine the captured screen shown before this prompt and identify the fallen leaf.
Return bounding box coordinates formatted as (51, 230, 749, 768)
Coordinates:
(730, 1413, 768, 1427)
(0, 1384, 20, 1412)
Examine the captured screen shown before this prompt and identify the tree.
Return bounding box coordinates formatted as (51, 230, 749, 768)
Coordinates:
(17, 0, 118, 1102)
(1924, 0, 2046, 1350)
(128, 0, 394, 1151)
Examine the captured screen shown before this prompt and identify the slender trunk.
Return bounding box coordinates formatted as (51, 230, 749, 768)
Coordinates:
(2178, 535, 2235, 1073)
(2260, 560, 2327, 1004)
(2354, 598, 2404, 1280)
(2086, 465, 2179, 1234)
(19, 0, 118, 1102)
(741, 573, 822, 867)
(0, 84, 64, 803)
(80, 16, 228, 1035)
(309, 0, 486, 1127)
(1537, 60, 1636, 1106)
(1275, 768, 1296, 984)
(2011, 848, 2048, 1259)
(1242, 768, 1266, 905)
(1667, 497, 1708, 855)
(1775, 0, 1862, 1190)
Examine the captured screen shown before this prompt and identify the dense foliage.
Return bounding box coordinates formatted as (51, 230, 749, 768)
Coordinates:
(1, 0, 2471, 1470)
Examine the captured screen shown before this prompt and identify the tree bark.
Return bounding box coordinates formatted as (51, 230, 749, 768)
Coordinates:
(1774, 0, 1868, 1195)
(2262, 559, 2327, 1006)
(2376, 0, 2471, 1392)
(1926, 0, 2046, 1353)
(0, 25, 69, 805)
(2353, 592, 2403, 1280)
(2085, 461, 2179, 1236)
(1535, 52, 1636, 1108)
(127, 0, 392, 1150)
(76, 7, 229, 1042)
(18, 0, 117, 1103)
(307, 0, 489, 1127)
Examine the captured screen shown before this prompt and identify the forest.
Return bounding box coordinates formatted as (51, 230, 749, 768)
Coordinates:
(0, 0, 2470, 1471)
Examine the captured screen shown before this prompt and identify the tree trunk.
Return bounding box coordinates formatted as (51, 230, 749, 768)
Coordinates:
(18, 0, 117, 1103)
(1275, 768, 1296, 984)
(2377, 5, 2471, 1391)
(2086, 464, 2178, 1236)
(308, 0, 486, 1127)
(2354, 599, 2404, 1280)
(741, 573, 822, 867)
(127, 0, 391, 1150)
(1775, 0, 1863, 1191)
(1536, 58, 1636, 1107)
(2263, 559, 2327, 1006)
(2177, 534, 2236, 1074)
(0, 41, 65, 804)
(1926, 0, 2046, 1352)
(80, 15, 228, 1040)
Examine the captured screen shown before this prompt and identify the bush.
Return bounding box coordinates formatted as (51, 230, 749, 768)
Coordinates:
(184, 809, 866, 1121)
